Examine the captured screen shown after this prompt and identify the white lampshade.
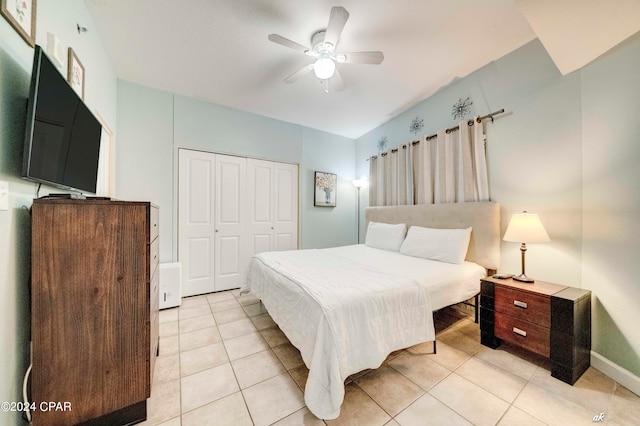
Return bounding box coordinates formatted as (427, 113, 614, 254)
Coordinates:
(352, 179, 368, 189)
(503, 211, 550, 243)
(313, 57, 336, 80)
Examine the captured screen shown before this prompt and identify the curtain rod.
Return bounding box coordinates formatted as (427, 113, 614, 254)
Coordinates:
(368, 108, 505, 159)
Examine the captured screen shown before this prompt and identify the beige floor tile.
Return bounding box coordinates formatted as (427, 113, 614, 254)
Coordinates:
(155, 417, 181, 426)
(242, 373, 305, 426)
(179, 303, 212, 320)
(272, 342, 305, 370)
(251, 313, 277, 330)
(237, 292, 261, 306)
(455, 356, 527, 403)
(181, 363, 239, 413)
(182, 391, 252, 426)
(513, 382, 595, 425)
(529, 366, 614, 413)
(213, 307, 248, 325)
(429, 373, 509, 426)
(288, 365, 309, 391)
(224, 331, 270, 361)
(218, 318, 258, 340)
(180, 295, 209, 308)
(206, 290, 235, 304)
(159, 308, 178, 324)
(610, 384, 640, 425)
(231, 349, 287, 389)
(385, 420, 400, 426)
(158, 335, 179, 356)
(273, 407, 324, 425)
(387, 351, 451, 391)
(437, 326, 483, 355)
(210, 298, 242, 313)
(326, 383, 391, 426)
(153, 352, 180, 386)
(475, 345, 538, 380)
(409, 340, 470, 371)
(355, 364, 424, 417)
(179, 314, 216, 334)
(140, 379, 181, 425)
(180, 326, 221, 352)
(159, 321, 179, 338)
(260, 326, 289, 347)
(498, 406, 547, 425)
(243, 302, 268, 317)
(180, 342, 229, 376)
(394, 393, 472, 426)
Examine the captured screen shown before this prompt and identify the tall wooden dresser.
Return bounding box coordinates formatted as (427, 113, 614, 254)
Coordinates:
(31, 198, 159, 425)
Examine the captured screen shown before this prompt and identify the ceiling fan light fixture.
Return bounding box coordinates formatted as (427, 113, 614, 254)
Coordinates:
(313, 57, 336, 80)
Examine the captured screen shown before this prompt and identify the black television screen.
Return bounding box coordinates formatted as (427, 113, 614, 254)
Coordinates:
(22, 45, 102, 194)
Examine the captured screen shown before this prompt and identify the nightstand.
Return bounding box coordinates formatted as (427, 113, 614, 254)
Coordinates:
(480, 276, 591, 385)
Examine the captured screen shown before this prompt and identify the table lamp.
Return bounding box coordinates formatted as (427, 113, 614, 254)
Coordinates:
(503, 211, 550, 282)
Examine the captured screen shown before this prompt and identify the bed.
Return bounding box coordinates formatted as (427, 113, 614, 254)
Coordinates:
(241, 202, 500, 419)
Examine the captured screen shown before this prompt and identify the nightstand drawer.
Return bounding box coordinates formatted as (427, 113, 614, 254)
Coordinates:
(495, 286, 551, 327)
(495, 313, 550, 357)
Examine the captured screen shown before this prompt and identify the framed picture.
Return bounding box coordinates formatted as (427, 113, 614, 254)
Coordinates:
(68, 48, 85, 100)
(1, 0, 36, 47)
(314, 171, 337, 207)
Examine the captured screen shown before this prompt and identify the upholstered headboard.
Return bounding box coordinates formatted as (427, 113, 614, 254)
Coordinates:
(364, 202, 501, 271)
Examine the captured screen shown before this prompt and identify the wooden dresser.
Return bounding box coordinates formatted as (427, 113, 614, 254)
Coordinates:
(480, 276, 591, 385)
(31, 198, 159, 425)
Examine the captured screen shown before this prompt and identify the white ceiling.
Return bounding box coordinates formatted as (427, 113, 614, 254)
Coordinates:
(85, 0, 539, 139)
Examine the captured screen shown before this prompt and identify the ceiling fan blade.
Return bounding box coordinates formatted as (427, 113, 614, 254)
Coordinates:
(284, 64, 313, 84)
(339, 51, 385, 65)
(332, 69, 346, 92)
(268, 34, 309, 53)
(324, 6, 349, 47)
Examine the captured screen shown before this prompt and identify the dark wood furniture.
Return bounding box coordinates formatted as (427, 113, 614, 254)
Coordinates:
(480, 276, 591, 385)
(31, 198, 159, 425)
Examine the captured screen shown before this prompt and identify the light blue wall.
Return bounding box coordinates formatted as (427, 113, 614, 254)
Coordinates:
(300, 127, 356, 249)
(116, 81, 356, 261)
(0, 1, 117, 424)
(581, 34, 640, 377)
(356, 36, 640, 377)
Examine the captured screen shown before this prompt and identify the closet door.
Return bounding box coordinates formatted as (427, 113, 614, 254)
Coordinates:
(179, 149, 216, 297)
(214, 154, 249, 291)
(273, 162, 298, 251)
(248, 159, 298, 255)
(247, 159, 274, 255)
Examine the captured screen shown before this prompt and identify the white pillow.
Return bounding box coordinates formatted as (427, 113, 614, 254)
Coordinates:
(365, 222, 407, 252)
(400, 226, 472, 264)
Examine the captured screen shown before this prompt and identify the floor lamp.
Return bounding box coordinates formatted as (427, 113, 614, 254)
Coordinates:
(352, 179, 367, 243)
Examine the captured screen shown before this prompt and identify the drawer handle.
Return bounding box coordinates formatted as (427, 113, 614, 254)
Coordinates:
(513, 327, 527, 337)
(153, 221, 157, 228)
(514, 300, 528, 309)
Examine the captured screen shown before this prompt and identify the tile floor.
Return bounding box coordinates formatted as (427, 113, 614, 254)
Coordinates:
(141, 290, 640, 426)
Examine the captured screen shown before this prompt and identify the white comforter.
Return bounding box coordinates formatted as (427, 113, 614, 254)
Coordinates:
(243, 246, 436, 419)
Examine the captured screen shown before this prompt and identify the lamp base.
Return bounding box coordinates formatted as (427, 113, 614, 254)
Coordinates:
(513, 274, 534, 283)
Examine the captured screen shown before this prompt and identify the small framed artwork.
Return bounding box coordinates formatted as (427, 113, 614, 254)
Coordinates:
(1, 0, 37, 47)
(67, 48, 85, 100)
(314, 171, 337, 207)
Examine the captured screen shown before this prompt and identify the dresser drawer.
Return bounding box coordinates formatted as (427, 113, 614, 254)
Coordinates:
(149, 237, 160, 280)
(495, 312, 550, 357)
(495, 286, 551, 327)
(150, 206, 159, 243)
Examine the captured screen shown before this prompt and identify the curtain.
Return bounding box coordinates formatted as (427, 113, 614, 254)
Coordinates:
(368, 116, 489, 206)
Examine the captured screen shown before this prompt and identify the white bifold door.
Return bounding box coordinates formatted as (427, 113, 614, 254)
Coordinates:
(179, 149, 298, 297)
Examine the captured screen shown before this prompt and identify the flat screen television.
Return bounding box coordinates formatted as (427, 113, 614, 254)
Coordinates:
(22, 45, 102, 194)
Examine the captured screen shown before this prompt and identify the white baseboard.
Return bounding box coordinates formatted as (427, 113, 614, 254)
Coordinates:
(591, 351, 640, 396)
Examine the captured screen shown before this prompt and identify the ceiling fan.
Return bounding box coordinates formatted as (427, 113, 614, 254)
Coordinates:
(268, 6, 384, 92)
